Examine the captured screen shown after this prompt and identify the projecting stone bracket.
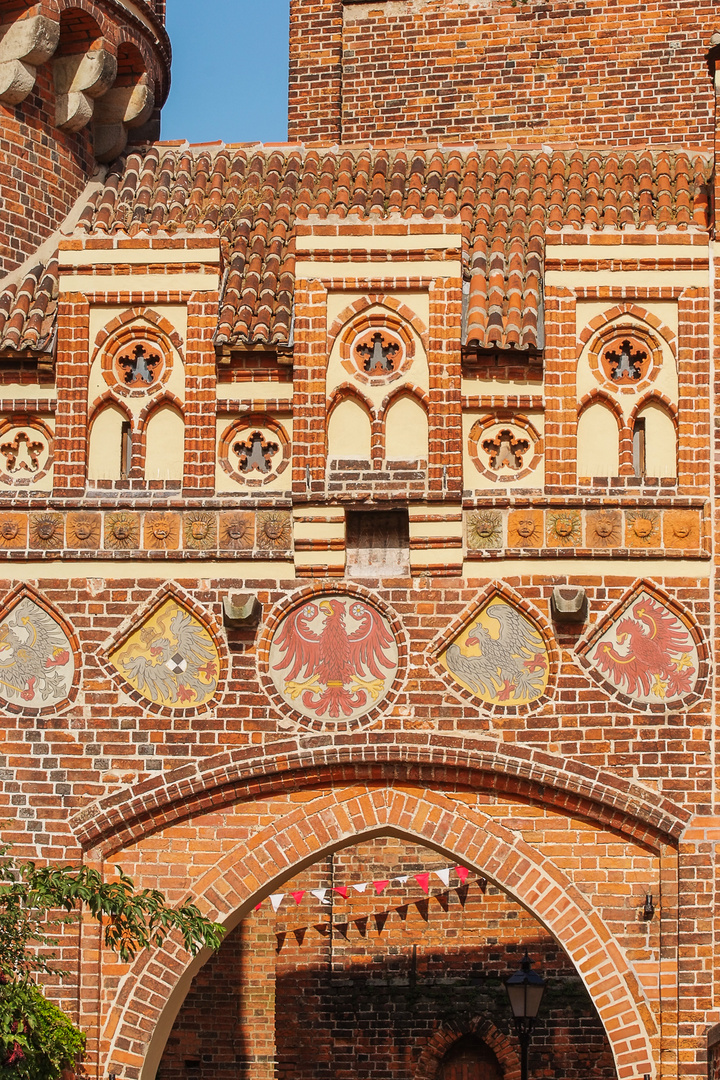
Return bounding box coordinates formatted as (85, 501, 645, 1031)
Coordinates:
(551, 586, 588, 623)
(0, 15, 60, 105)
(93, 81, 155, 162)
(223, 593, 262, 630)
(54, 48, 117, 133)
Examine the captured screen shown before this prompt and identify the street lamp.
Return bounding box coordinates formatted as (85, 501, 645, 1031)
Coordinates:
(504, 950, 547, 1080)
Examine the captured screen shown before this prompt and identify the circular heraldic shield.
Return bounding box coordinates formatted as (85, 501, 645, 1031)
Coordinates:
(268, 596, 399, 723)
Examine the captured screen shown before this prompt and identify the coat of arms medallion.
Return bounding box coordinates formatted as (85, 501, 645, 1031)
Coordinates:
(440, 599, 549, 707)
(580, 588, 702, 709)
(109, 599, 220, 709)
(0, 596, 75, 711)
(268, 595, 399, 723)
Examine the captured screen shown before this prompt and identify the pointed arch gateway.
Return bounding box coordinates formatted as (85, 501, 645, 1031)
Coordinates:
(100, 786, 657, 1080)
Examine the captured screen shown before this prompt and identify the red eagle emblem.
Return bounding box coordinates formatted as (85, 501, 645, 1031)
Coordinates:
(272, 599, 397, 718)
(591, 595, 696, 700)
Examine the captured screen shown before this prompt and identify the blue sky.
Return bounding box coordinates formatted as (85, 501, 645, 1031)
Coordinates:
(161, 0, 290, 145)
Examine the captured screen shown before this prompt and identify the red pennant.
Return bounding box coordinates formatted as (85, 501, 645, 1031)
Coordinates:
(414, 872, 430, 894)
(455, 866, 470, 884)
(373, 880, 389, 895)
(334, 886, 349, 898)
(254, 901, 263, 910)
(292, 891, 305, 905)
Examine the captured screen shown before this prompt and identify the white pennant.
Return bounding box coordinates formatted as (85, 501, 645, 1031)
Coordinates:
(270, 893, 285, 912)
(393, 875, 409, 885)
(311, 888, 330, 905)
(352, 883, 369, 893)
(434, 868, 451, 887)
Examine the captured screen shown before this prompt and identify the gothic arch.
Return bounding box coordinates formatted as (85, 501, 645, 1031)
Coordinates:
(415, 1018, 521, 1080)
(101, 787, 657, 1080)
(73, 740, 688, 860)
(327, 293, 429, 355)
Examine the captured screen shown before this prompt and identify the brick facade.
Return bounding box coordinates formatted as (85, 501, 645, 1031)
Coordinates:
(288, 0, 717, 148)
(0, 5, 719, 1080)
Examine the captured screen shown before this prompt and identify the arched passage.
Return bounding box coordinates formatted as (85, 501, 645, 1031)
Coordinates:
(100, 786, 657, 1080)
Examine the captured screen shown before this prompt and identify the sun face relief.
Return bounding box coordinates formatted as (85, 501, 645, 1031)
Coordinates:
(269, 596, 399, 722)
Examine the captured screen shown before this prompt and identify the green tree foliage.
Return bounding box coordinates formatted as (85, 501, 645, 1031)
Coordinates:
(0, 850, 225, 1078)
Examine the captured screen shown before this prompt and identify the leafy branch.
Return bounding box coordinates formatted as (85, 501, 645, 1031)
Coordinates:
(0, 848, 225, 1077)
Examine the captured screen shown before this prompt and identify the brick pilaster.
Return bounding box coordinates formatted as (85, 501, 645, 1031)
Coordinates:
(183, 291, 219, 492)
(53, 293, 90, 493)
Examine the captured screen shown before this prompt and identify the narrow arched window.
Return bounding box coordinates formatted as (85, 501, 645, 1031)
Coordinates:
(633, 402, 676, 479)
(327, 398, 372, 461)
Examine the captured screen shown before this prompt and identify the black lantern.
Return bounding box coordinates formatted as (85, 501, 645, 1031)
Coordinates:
(504, 950, 547, 1080)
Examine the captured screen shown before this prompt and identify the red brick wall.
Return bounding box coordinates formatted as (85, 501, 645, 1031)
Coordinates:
(156, 839, 617, 1080)
(0, 67, 93, 274)
(288, 0, 716, 148)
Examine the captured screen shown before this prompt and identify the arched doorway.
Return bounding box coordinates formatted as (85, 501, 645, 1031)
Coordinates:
(438, 1035, 503, 1080)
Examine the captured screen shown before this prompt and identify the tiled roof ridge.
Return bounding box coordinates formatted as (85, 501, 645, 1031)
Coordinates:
(135, 138, 715, 160)
(0, 143, 712, 355)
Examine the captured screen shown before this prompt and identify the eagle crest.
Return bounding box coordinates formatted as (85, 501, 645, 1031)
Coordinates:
(269, 597, 398, 721)
(587, 592, 698, 703)
(442, 600, 549, 706)
(0, 597, 74, 709)
(111, 600, 219, 709)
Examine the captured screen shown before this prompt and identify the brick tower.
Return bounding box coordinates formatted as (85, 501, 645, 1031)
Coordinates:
(0, 0, 170, 273)
(1, 3, 720, 1080)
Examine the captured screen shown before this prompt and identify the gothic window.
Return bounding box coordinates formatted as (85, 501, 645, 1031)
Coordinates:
(356, 331, 400, 374)
(602, 338, 649, 384)
(233, 431, 280, 475)
(634, 401, 676, 479)
(117, 343, 162, 388)
(0, 420, 54, 489)
(384, 394, 428, 463)
(481, 429, 530, 471)
(327, 398, 372, 462)
(577, 402, 620, 479)
(218, 416, 291, 488)
(467, 414, 542, 485)
(144, 404, 185, 482)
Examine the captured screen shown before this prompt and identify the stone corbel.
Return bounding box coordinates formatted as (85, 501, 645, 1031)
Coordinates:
(0, 14, 60, 105)
(54, 46, 117, 133)
(93, 80, 155, 162)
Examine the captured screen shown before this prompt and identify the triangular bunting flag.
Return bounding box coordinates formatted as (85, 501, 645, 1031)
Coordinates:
(434, 868, 451, 887)
(254, 901, 263, 911)
(373, 880, 389, 895)
(415, 872, 430, 894)
(314, 922, 330, 936)
(334, 886, 349, 898)
(311, 889, 329, 904)
(270, 893, 285, 912)
(455, 866, 470, 883)
(394, 875, 409, 885)
(334, 921, 350, 939)
(275, 932, 286, 952)
(352, 883, 369, 894)
(291, 890, 305, 905)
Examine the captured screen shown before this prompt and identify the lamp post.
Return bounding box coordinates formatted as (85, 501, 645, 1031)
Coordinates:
(504, 950, 547, 1080)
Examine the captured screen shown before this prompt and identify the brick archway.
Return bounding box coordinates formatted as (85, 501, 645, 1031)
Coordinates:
(75, 740, 689, 857)
(415, 1018, 521, 1080)
(101, 786, 656, 1080)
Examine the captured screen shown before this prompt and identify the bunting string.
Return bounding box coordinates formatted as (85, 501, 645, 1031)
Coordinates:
(253, 865, 479, 914)
(269, 876, 489, 953)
